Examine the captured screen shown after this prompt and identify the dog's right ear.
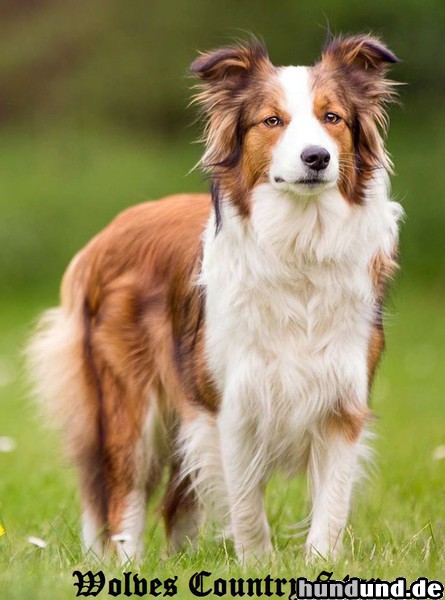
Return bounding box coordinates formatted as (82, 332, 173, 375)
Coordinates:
(191, 42, 268, 87)
(190, 40, 271, 175)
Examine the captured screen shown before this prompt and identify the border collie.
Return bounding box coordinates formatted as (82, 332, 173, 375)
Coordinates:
(27, 34, 402, 563)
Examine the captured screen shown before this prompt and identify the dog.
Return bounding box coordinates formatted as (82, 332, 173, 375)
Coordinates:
(27, 34, 402, 563)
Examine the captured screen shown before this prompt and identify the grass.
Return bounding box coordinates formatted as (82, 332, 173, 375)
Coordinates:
(0, 285, 444, 598)
(0, 122, 444, 597)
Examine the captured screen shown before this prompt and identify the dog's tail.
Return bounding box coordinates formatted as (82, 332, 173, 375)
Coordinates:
(25, 252, 108, 531)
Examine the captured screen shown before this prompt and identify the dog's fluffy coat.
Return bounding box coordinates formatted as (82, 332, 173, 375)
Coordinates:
(27, 35, 402, 563)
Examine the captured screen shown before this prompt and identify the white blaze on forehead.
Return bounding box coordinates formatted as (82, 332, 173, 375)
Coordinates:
(270, 65, 339, 189)
(279, 66, 313, 118)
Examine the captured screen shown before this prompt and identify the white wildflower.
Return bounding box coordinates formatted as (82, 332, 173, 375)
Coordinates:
(28, 536, 47, 548)
(0, 437, 16, 452)
(432, 445, 445, 461)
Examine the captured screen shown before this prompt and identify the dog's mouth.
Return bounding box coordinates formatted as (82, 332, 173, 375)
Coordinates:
(272, 175, 336, 196)
(295, 178, 324, 186)
(273, 176, 327, 187)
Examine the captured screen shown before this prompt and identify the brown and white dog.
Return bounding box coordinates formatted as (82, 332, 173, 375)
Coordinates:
(27, 35, 403, 563)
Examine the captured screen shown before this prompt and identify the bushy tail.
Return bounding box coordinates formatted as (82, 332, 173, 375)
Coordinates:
(26, 281, 110, 544)
(25, 302, 98, 466)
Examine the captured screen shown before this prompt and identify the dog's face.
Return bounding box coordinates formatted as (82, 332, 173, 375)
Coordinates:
(192, 36, 398, 217)
(245, 65, 344, 198)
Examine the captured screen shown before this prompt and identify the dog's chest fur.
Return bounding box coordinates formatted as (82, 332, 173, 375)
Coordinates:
(200, 181, 401, 446)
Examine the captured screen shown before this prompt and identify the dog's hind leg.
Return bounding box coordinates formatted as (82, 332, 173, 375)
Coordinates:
(75, 401, 155, 563)
(79, 382, 172, 565)
(93, 382, 166, 564)
(161, 461, 202, 552)
(27, 310, 164, 564)
(78, 447, 108, 560)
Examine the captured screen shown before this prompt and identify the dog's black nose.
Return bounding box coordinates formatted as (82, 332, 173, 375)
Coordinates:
(301, 146, 330, 171)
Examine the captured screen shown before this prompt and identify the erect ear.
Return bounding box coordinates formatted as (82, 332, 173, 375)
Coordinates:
(321, 33, 400, 132)
(191, 41, 269, 86)
(322, 34, 399, 73)
(320, 36, 400, 204)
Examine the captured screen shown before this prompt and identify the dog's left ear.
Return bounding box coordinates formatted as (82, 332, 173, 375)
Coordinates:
(321, 35, 400, 204)
(322, 34, 399, 73)
(321, 34, 400, 121)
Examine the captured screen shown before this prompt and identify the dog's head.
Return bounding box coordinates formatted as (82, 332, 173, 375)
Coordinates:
(191, 35, 399, 226)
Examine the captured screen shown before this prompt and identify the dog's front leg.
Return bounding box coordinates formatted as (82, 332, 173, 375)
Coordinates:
(218, 407, 273, 563)
(306, 418, 367, 559)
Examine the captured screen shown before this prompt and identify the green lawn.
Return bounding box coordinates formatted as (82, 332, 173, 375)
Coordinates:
(0, 285, 444, 598)
(0, 124, 444, 597)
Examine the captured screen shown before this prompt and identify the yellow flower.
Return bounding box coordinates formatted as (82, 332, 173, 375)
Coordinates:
(0, 525, 5, 536)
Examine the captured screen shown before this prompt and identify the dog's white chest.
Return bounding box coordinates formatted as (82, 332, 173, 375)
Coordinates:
(205, 258, 370, 426)
(200, 185, 401, 433)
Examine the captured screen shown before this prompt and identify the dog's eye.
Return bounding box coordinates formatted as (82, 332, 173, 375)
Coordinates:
(263, 116, 283, 127)
(324, 112, 342, 125)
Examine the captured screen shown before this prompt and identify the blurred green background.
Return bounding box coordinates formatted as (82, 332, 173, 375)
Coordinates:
(1, 0, 444, 593)
(0, 0, 444, 296)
